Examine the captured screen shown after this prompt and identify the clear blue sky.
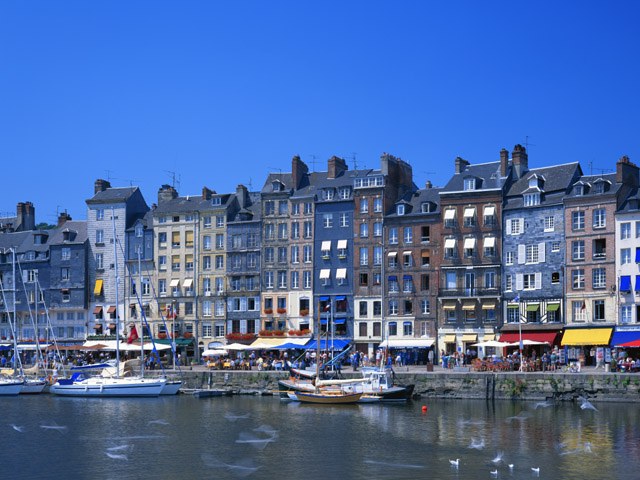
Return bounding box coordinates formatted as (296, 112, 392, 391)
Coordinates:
(1, 1, 638, 223)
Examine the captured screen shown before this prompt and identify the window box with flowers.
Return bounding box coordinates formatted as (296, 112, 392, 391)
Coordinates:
(158, 332, 168, 339)
(183, 332, 193, 339)
(264, 308, 273, 315)
(300, 309, 309, 316)
(277, 308, 287, 314)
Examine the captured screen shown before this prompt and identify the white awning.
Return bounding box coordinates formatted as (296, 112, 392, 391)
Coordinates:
(337, 239, 347, 249)
(336, 268, 347, 279)
(403, 251, 412, 256)
(387, 251, 397, 257)
(183, 278, 193, 288)
(444, 238, 456, 249)
(319, 269, 330, 279)
(484, 205, 496, 216)
(379, 338, 435, 348)
(463, 207, 476, 218)
(483, 237, 496, 248)
(169, 279, 180, 287)
(444, 209, 456, 220)
(463, 237, 476, 249)
(321, 240, 331, 251)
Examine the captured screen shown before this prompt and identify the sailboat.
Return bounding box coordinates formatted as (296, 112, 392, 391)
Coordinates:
(295, 301, 362, 404)
(50, 207, 166, 397)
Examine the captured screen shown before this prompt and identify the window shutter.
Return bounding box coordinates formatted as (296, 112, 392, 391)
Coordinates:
(535, 272, 542, 289)
(518, 244, 526, 264)
(22, 270, 29, 283)
(506, 219, 512, 235)
(538, 242, 546, 263)
(516, 274, 524, 291)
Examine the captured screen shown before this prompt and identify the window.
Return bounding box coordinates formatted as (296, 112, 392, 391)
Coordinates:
(403, 320, 412, 335)
(444, 209, 456, 228)
(373, 197, 382, 213)
(303, 271, 311, 289)
(592, 268, 606, 289)
(247, 233, 258, 248)
(61, 268, 70, 280)
(463, 207, 476, 227)
(171, 231, 180, 248)
(421, 226, 430, 242)
(544, 216, 554, 232)
(264, 247, 274, 264)
(403, 276, 413, 293)
(572, 211, 585, 230)
(526, 244, 539, 263)
(246, 277, 256, 291)
(247, 253, 257, 269)
(508, 218, 523, 235)
(523, 193, 540, 206)
(445, 271, 456, 289)
(264, 201, 275, 216)
(61, 247, 71, 261)
(323, 214, 333, 228)
(324, 189, 334, 200)
(594, 181, 606, 194)
(373, 222, 382, 237)
(593, 239, 606, 259)
(158, 279, 166, 295)
(551, 272, 560, 284)
(304, 202, 313, 215)
(232, 235, 242, 249)
(291, 246, 299, 264)
(372, 246, 382, 265)
(303, 245, 312, 263)
(215, 234, 224, 249)
(359, 273, 368, 286)
(551, 241, 560, 252)
(621, 305, 632, 324)
(215, 255, 224, 269)
(373, 301, 381, 317)
(403, 227, 412, 244)
(203, 216, 212, 228)
(421, 250, 430, 267)
(291, 222, 300, 239)
(264, 271, 274, 289)
(621, 222, 631, 240)
(388, 301, 398, 316)
(389, 227, 398, 244)
(339, 187, 350, 199)
(505, 274, 512, 291)
(203, 235, 211, 250)
(96, 208, 104, 220)
(340, 213, 349, 227)
(95, 229, 104, 244)
(593, 300, 605, 321)
(278, 223, 287, 239)
(421, 300, 430, 314)
(360, 223, 369, 238)
(622, 248, 631, 265)
(485, 271, 496, 289)
(506, 251, 514, 265)
(421, 274, 429, 291)
(593, 208, 606, 228)
(158, 215, 166, 224)
(359, 247, 369, 266)
(388, 252, 398, 268)
(507, 307, 519, 324)
(360, 198, 368, 213)
(572, 240, 585, 261)
(572, 269, 585, 289)
(95, 253, 103, 270)
(278, 201, 288, 215)
(388, 277, 399, 293)
(461, 177, 476, 191)
(397, 204, 405, 215)
(523, 273, 536, 290)
(403, 252, 412, 267)
(278, 247, 287, 264)
(572, 301, 586, 322)
(303, 221, 313, 238)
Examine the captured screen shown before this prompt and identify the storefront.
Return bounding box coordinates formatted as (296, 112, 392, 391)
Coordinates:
(560, 326, 613, 367)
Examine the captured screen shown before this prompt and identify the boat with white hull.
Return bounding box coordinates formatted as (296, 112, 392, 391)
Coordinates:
(50, 373, 166, 397)
(0, 378, 24, 395)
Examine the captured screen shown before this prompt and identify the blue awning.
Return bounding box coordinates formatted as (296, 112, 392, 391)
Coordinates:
(635, 275, 640, 292)
(335, 295, 346, 301)
(388, 321, 397, 326)
(388, 275, 397, 281)
(403, 275, 412, 280)
(636, 247, 640, 263)
(403, 321, 412, 325)
(304, 339, 350, 350)
(319, 296, 329, 301)
(620, 275, 631, 292)
(275, 342, 311, 350)
(320, 319, 328, 325)
(611, 329, 640, 347)
(334, 318, 346, 325)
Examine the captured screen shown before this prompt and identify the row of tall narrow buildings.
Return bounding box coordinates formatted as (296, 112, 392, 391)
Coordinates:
(1, 146, 638, 359)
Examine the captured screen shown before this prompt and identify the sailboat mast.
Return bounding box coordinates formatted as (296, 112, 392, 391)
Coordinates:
(112, 207, 120, 377)
(12, 248, 18, 375)
(138, 249, 144, 377)
(315, 300, 321, 392)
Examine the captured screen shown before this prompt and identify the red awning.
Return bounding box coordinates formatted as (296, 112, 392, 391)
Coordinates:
(107, 306, 117, 314)
(500, 331, 559, 344)
(93, 306, 103, 314)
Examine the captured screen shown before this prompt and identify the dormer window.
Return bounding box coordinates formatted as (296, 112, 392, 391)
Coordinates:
(325, 189, 334, 200)
(421, 202, 434, 213)
(575, 184, 585, 196)
(272, 181, 283, 192)
(397, 204, 405, 215)
(523, 193, 540, 206)
(464, 178, 476, 191)
(593, 181, 606, 194)
(135, 224, 143, 238)
(527, 174, 544, 189)
(212, 197, 222, 206)
(339, 187, 351, 199)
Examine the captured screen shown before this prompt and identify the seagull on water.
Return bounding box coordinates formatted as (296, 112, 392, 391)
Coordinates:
(491, 452, 504, 464)
(490, 469, 498, 477)
(10, 424, 25, 433)
(449, 458, 460, 467)
(531, 466, 540, 474)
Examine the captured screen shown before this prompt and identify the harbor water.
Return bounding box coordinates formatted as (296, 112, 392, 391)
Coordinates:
(1, 394, 638, 479)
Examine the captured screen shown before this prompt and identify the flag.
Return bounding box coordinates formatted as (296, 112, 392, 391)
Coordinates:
(581, 301, 586, 311)
(324, 303, 331, 312)
(127, 325, 138, 344)
(513, 294, 520, 303)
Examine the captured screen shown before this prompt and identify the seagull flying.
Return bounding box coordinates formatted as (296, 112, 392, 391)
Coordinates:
(491, 452, 504, 464)
(10, 424, 25, 433)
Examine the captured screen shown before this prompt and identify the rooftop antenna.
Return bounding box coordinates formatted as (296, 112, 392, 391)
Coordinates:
(524, 136, 536, 150)
(587, 161, 611, 176)
(308, 155, 318, 172)
(126, 178, 139, 187)
(347, 152, 358, 170)
(104, 170, 117, 182)
(246, 177, 253, 191)
(164, 170, 181, 190)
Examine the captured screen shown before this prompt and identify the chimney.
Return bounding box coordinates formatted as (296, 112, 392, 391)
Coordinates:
(455, 156, 469, 174)
(616, 155, 639, 187)
(202, 186, 214, 200)
(16, 201, 36, 231)
(94, 179, 111, 194)
(425, 180, 432, 189)
(327, 156, 347, 179)
(57, 210, 72, 227)
(291, 155, 309, 188)
(158, 184, 178, 203)
(500, 148, 509, 177)
(512, 144, 529, 178)
(236, 184, 249, 210)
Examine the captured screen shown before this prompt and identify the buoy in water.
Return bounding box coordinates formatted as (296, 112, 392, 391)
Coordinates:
(421, 405, 428, 413)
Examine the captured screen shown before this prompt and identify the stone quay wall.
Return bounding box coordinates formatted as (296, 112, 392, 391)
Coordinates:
(164, 369, 640, 403)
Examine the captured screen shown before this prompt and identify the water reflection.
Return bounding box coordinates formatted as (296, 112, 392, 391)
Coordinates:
(1, 396, 639, 479)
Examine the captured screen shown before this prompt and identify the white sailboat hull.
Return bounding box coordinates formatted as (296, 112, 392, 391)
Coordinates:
(0, 379, 25, 395)
(160, 380, 182, 395)
(20, 379, 48, 394)
(50, 376, 166, 397)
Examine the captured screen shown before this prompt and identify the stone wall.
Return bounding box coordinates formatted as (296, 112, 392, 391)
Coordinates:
(164, 370, 640, 403)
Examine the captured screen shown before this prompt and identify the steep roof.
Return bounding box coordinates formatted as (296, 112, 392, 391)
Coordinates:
(86, 186, 140, 205)
(504, 162, 582, 210)
(441, 161, 509, 194)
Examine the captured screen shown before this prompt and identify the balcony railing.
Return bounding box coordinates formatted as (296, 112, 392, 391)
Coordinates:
(438, 288, 500, 297)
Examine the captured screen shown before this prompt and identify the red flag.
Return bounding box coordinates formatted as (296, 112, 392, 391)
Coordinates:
(127, 325, 139, 344)
(581, 301, 586, 311)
